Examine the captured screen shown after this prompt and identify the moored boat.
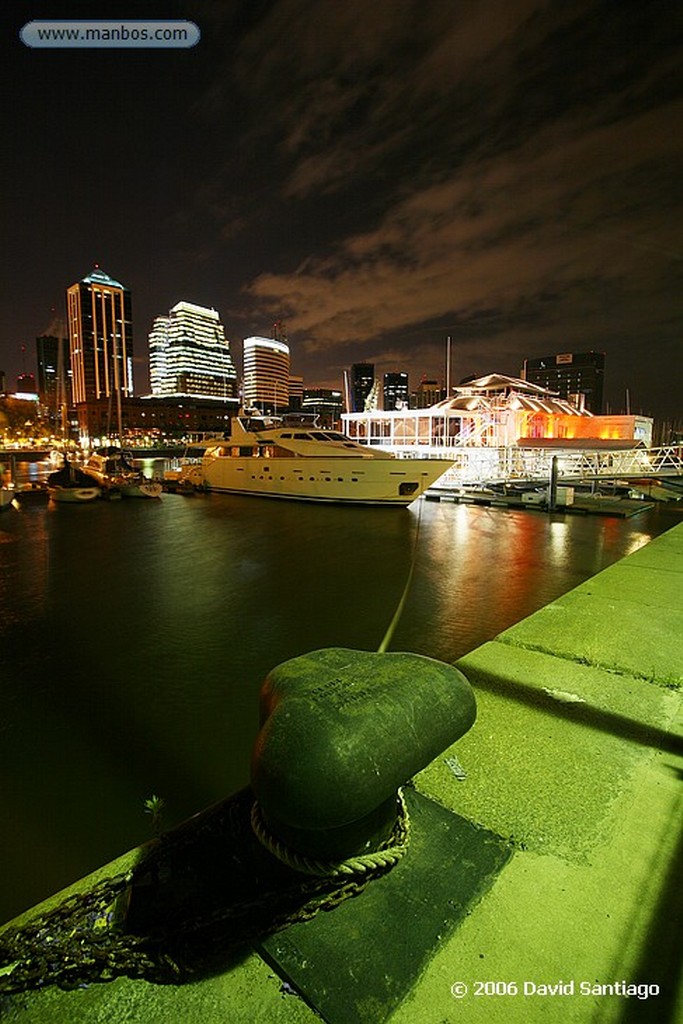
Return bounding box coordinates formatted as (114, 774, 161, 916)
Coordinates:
(83, 447, 162, 499)
(177, 412, 453, 506)
(47, 456, 101, 503)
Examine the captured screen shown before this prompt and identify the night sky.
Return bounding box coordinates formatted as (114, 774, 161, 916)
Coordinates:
(2, 0, 682, 418)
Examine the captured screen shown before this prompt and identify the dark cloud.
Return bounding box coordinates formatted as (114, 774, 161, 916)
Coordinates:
(1, 0, 681, 417)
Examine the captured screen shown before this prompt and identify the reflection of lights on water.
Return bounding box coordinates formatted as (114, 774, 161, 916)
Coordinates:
(548, 520, 569, 561)
(624, 533, 651, 556)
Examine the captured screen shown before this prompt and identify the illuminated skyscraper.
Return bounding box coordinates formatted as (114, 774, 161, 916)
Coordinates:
(383, 371, 409, 410)
(66, 267, 134, 404)
(148, 301, 237, 400)
(242, 336, 290, 412)
(36, 317, 72, 431)
(302, 387, 343, 427)
(288, 374, 304, 410)
(36, 317, 69, 408)
(522, 351, 605, 413)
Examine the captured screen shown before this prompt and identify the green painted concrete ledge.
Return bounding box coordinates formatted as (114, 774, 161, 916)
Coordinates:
(2, 521, 682, 1023)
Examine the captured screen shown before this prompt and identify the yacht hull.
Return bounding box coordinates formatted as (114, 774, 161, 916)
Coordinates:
(48, 485, 101, 503)
(198, 455, 452, 506)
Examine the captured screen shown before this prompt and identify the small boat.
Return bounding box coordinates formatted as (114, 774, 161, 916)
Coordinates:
(47, 456, 101, 503)
(163, 444, 207, 493)
(83, 447, 162, 499)
(176, 411, 454, 506)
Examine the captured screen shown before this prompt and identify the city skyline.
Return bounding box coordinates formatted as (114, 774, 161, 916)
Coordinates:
(2, 1, 682, 420)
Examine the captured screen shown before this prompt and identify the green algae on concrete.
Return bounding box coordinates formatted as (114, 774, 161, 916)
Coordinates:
(399, 523, 683, 1023)
(495, 593, 682, 687)
(490, 520, 683, 689)
(415, 659, 680, 861)
(393, 741, 683, 1024)
(0, 951, 321, 1024)
(259, 786, 511, 1024)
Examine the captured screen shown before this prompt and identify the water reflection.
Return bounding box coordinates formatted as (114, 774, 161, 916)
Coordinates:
(0, 489, 678, 923)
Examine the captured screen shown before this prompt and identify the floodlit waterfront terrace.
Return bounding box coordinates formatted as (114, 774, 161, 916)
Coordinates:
(342, 374, 653, 453)
(340, 373, 680, 487)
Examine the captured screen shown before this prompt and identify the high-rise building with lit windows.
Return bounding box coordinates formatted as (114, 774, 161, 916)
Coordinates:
(412, 377, 442, 409)
(36, 317, 70, 409)
(66, 267, 134, 404)
(242, 336, 290, 412)
(288, 374, 304, 410)
(148, 301, 237, 400)
(522, 351, 605, 413)
(350, 362, 375, 412)
(383, 371, 409, 410)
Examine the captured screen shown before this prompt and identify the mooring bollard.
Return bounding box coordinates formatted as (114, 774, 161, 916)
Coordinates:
(250, 647, 476, 870)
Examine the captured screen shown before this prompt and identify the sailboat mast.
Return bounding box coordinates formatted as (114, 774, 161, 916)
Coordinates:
(56, 334, 68, 439)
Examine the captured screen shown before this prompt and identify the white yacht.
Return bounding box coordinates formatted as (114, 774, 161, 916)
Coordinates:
(177, 412, 453, 506)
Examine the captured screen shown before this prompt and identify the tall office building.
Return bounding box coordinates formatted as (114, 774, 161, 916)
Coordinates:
(148, 301, 237, 400)
(36, 317, 70, 409)
(288, 374, 304, 410)
(350, 362, 375, 412)
(242, 335, 290, 412)
(66, 267, 134, 404)
(522, 351, 605, 413)
(302, 387, 343, 426)
(383, 371, 409, 410)
(412, 377, 442, 409)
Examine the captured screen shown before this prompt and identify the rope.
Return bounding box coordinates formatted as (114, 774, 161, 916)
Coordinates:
(251, 789, 410, 877)
(377, 496, 424, 653)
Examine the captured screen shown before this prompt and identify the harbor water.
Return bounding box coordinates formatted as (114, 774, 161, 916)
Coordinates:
(0, 463, 680, 924)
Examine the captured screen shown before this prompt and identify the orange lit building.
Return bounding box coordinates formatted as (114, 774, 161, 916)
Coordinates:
(342, 374, 653, 451)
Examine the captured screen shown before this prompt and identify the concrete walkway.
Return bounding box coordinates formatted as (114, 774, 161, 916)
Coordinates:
(2, 521, 682, 1023)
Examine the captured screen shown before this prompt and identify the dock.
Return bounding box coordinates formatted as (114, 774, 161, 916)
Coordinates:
(1, 522, 681, 1022)
(425, 485, 657, 517)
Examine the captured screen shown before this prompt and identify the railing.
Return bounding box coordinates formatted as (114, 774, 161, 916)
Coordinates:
(392, 445, 683, 487)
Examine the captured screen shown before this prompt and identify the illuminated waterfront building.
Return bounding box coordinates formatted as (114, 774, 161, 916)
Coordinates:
(242, 335, 290, 412)
(343, 373, 652, 450)
(66, 267, 134, 404)
(522, 351, 605, 413)
(148, 301, 237, 400)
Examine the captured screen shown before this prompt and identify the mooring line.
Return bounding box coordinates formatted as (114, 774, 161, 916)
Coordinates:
(377, 496, 424, 654)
